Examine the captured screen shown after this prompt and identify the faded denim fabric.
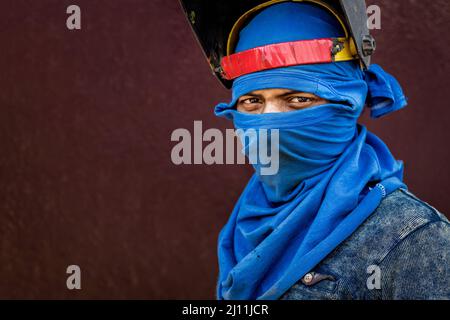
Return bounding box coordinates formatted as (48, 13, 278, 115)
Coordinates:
(280, 188, 450, 300)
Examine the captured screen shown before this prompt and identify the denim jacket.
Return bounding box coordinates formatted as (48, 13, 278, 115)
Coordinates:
(280, 188, 450, 300)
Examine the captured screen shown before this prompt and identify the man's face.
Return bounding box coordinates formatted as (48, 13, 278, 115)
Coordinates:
(236, 88, 328, 114)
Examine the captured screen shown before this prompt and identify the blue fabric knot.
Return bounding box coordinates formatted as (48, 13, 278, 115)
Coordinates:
(364, 64, 408, 118)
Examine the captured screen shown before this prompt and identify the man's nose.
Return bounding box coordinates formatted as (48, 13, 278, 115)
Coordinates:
(262, 101, 283, 113)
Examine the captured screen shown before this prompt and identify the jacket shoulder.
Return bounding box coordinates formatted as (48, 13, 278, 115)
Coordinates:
(314, 188, 449, 299)
(336, 188, 448, 264)
(379, 218, 450, 299)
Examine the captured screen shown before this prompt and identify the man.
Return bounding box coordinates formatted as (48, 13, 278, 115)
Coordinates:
(183, 0, 450, 300)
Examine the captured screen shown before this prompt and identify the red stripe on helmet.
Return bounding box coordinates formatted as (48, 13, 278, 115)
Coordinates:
(221, 38, 334, 80)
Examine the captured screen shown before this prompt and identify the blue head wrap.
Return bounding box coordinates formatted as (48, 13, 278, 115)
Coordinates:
(215, 2, 408, 300)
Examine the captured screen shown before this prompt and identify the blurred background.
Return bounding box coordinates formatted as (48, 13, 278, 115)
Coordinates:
(0, 0, 448, 299)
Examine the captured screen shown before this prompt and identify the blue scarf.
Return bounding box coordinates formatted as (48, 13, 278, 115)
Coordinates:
(214, 2, 408, 300)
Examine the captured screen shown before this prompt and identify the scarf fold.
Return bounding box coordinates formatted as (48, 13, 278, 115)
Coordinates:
(215, 63, 408, 300)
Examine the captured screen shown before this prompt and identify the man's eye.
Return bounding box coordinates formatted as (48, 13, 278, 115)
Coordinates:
(289, 96, 314, 103)
(241, 97, 260, 104)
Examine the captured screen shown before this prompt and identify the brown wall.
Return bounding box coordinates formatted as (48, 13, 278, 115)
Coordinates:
(0, 0, 448, 299)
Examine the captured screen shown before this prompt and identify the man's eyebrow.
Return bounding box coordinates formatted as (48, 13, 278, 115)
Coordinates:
(239, 92, 262, 98)
(239, 90, 302, 98)
(279, 90, 302, 97)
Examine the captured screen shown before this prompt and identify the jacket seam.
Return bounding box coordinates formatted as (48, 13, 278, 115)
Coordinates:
(378, 218, 443, 267)
(398, 188, 446, 221)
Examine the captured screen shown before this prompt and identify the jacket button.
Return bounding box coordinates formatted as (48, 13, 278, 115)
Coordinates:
(303, 272, 314, 284)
